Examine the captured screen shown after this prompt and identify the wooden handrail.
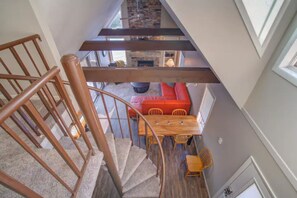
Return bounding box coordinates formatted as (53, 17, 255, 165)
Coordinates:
(0, 66, 95, 197)
(0, 67, 59, 124)
(0, 171, 42, 198)
(0, 68, 166, 197)
(0, 34, 41, 51)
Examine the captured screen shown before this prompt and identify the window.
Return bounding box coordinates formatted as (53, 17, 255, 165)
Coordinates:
(235, 0, 287, 56)
(273, 26, 297, 86)
(107, 10, 127, 63)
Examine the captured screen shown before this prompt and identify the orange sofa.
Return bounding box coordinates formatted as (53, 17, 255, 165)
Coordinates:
(128, 83, 191, 117)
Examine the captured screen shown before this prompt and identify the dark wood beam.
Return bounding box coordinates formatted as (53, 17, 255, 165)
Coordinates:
(98, 28, 184, 36)
(80, 40, 196, 51)
(82, 67, 220, 83)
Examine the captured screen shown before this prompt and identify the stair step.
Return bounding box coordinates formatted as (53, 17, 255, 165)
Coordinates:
(121, 146, 146, 185)
(123, 176, 160, 198)
(77, 150, 104, 198)
(105, 133, 119, 171)
(123, 159, 157, 193)
(0, 148, 103, 198)
(115, 138, 131, 178)
(59, 136, 89, 152)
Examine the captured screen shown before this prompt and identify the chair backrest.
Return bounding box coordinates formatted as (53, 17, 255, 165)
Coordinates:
(147, 135, 164, 145)
(198, 148, 213, 169)
(172, 109, 187, 115)
(148, 108, 163, 115)
(174, 134, 192, 143)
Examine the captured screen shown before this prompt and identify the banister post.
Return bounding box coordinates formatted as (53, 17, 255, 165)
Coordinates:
(60, 54, 122, 195)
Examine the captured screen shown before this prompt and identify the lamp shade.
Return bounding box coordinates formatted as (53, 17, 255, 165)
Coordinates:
(165, 58, 175, 67)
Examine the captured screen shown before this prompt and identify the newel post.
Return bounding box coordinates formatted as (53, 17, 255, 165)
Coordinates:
(60, 54, 122, 195)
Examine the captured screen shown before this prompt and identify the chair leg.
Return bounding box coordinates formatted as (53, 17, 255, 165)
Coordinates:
(183, 143, 186, 149)
(173, 142, 176, 150)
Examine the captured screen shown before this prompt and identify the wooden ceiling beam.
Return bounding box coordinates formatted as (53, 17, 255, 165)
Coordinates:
(98, 28, 184, 36)
(79, 40, 196, 51)
(82, 67, 220, 83)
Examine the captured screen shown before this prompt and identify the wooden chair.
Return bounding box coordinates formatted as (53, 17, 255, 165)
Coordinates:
(172, 134, 192, 150)
(172, 109, 187, 115)
(146, 135, 164, 151)
(181, 147, 213, 177)
(148, 108, 163, 115)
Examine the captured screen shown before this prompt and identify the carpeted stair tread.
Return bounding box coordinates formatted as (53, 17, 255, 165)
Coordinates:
(0, 148, 103, 198)
(123, 176, 160, 198)
(105, 133, 119, 171)
(121, 146, 146, 184)
(0, 150, 72, 197)
(115, 138, 131, 177)
(77, 150, 104, 198)
(123, 159, 157, 193)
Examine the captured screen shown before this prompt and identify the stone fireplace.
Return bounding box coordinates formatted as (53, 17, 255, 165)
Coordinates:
(125, 0, 164, 67)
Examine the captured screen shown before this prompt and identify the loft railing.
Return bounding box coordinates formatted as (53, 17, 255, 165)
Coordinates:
(0, 67, 94, 197)
(0, 35, 165, 197)
(0, 71, 166, 197)
(61, 54, 165, 197)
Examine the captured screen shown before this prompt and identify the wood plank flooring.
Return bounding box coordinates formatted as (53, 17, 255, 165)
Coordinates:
(91, 83, 208, 198)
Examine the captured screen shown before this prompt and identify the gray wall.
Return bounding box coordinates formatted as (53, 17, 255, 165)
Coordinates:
(245, 12, 297, 190)
(190, 84, 297, 197)
(161, 0, 296, 108)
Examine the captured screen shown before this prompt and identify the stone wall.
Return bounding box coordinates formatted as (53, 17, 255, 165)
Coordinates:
(127, 0, 161, 28)
(126, 0, 163, 66)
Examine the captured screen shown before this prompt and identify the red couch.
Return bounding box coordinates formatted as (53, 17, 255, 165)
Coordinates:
(128, 83, 191, 117)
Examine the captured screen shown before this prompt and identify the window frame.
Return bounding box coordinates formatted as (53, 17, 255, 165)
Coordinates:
(273, 25, 297, 87)
(234, 0, 289, 57)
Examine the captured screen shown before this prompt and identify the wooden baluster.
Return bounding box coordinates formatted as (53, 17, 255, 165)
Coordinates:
(125, 105, 134, 145)
(0, 99, 41, 148)
(0, 84, 41, 136)
(145, 122, 148, 153)
(24, 100, 81, 177)
(0, 171, 42, 198)
(42, 86, 86, 161)
(137, 114, 140, 147)
(114, 99, 124, 138)
(53, 75, 94, 155)
(9, 46, 68, 136)
(22, 42, 57, 104)
(32, 38, 50, 70)
(101, 94, 114, 135)
(1, 123, 73, 193)
(61, 54, 122, 196)
(0, 58, 23, 92)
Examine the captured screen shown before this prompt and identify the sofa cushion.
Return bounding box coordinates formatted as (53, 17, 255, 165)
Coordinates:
(175, 83, 191, 103)
(160, 83, 176, 99)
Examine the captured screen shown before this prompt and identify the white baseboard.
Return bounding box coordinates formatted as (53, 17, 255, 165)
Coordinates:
(242, 107, 297, 191)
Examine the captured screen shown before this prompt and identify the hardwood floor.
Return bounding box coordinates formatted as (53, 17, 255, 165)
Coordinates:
(91, 83, 208, 198)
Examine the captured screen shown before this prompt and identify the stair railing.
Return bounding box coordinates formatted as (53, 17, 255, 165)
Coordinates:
(61, 54, 165, 197)
(0, 34, 72, 146)
(0, 67, 94, 197)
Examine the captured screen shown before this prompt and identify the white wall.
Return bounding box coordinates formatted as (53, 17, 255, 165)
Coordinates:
(0, 0, 61, 75)
(33, 0, 122, 57)
(160, 6, 178, 28)
(191, 84, 297, 197)
(245, 12, 297, 191)
(160, 0, 295, 108)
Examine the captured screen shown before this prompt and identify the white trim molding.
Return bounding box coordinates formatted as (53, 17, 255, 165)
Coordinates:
(242, 108, 297, 191)
(213, 156, 276, 198)
(272, 22, 297, 87)
(234, 0, 290, 57)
